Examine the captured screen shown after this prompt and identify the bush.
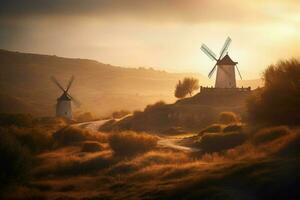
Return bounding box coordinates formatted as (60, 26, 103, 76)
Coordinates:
(0, 127, 53, 154)
(275, 130, 300, 157)
(0, 113, 33, 127)
(53, 127, 107, 146)
(162, 127, 187, 135)
(15, 127, 52, 153)
(35, 151, 113, 176)
(144, 101, 166, 112)
(247, 59, 300, 125)
(35, 117, 67, 129)
(99, 119, 117, 132)
(0, 129, 32, 185)
(75, 112, 95, 122)
(175, 77, 199, 99)
(198, 132, 247, 153)
(223, 124, 243, 133)
(81, 141, 104, 152)
(108, 131, 158, 156)
(252, 126, 291, 145)
(219, 112, 238, 125)
(199, 124, 222, 135)
(112, 110, 130, 119)
(53, 127, 96, 146)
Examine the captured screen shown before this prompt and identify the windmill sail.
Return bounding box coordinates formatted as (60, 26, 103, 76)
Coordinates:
(208, 63, 217, 78)
(67, 93, 81, 107)
(200, 36, 242, 88)
(51, 76, 65, 92)
(219, 37, 231, 59)
(51, 75, 80, 119)
(200, 44, 218, 61)
(65, 75, 74, 93)
(236, 65, 243, 80)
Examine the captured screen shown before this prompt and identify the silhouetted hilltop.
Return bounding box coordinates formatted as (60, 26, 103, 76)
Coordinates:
(0, 49, 203, 116)
(0, 49, 262, 117)
(99, 89, 253, 133)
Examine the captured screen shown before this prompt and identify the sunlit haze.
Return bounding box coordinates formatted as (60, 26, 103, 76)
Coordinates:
(1, 0, 300, 79)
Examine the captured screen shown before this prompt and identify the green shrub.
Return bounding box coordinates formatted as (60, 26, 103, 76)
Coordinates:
(108, 131, 158, 156)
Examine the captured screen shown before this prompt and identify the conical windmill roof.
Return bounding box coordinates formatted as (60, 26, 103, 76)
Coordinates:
(217, 54, 238, 65)
(58, 92, 71, 101)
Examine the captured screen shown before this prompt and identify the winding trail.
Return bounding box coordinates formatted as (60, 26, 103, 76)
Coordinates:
(74, 118, 199, 152)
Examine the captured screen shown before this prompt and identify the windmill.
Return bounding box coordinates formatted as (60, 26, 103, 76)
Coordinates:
(51, 75, 80, 120)
(200, 37, 242, 88)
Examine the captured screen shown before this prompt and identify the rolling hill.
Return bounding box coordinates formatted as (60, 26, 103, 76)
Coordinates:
(0, 49, 262, 117)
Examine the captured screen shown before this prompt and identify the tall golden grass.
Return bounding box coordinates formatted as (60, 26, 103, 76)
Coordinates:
(108, 131, 158, 156)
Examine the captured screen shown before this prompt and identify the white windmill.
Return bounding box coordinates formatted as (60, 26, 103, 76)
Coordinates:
(200, 37, 242, 88)
(51, 76, 80, 120)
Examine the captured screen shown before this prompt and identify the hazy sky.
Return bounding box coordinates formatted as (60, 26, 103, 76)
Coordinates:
(1, 0, 300, 79)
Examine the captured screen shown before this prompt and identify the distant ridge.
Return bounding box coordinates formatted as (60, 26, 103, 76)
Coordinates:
(0, 49, 203, 116)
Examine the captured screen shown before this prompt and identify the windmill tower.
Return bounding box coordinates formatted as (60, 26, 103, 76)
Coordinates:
(200, 37, 242, 88)
(51, 76, 80, 120)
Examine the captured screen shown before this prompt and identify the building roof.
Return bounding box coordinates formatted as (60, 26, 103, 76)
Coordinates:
(58, 92, 71, 101)
(217, 54, 238, 65)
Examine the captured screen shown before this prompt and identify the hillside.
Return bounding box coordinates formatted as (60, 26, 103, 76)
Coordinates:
(0, 49, 262, 117)
(99, 89, 253, 133)
(0, 50, 201, 116)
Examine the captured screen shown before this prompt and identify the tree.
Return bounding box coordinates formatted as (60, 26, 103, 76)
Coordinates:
(247, 59, 300, 125)
(175, 77, 200, 99)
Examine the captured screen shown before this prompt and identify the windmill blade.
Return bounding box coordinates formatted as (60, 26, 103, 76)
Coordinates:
(219, 37, 232, 59)
(200, 44, 218, 61)
(51, 76, 65, 92)
(208, 63, 218, 78)
(67, 93, 81, 107)
(236, 65, 243, 80)
(65, 75, 74, 93)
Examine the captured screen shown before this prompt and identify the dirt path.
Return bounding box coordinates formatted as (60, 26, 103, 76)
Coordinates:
(75, 120, 110, 130)
(74, 119, 199, 152)
(158, 134, 200, 152)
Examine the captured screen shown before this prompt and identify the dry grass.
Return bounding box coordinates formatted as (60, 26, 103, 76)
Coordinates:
(219, 112, 239, 125)
(247, 59, 300, 125)
(199, 123, 223, 135)
(5, 125, 300, 199)
(252, 126, 291, 145)
(34, 147, 113, 177)
(108, 131, 158, 156)
(108, 150, 190, 175)
(1, 112, 300, 199)
(0, 128, 33, 185)
(53, 126, 107, 146)
(198, 132, 247, 153)
(223, 123, 243, 133)
(81, 141, 104, 152)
